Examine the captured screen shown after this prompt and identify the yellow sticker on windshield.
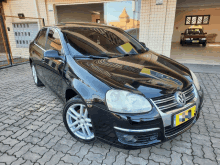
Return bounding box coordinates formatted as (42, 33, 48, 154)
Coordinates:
(120, 43, 133, 53)
(141, 68, 151, 75)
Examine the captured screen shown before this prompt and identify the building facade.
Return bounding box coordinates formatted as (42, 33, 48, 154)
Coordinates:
(109, 8, 140, 30)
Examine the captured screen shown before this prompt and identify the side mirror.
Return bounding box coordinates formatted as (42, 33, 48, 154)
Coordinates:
(44, 50, 60, 59)
(181, 33, 184, 35)
(140, 42, 146, 48)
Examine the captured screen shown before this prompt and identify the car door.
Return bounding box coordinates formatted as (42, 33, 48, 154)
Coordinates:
(31, 28, 48, 82)
(42, 28, 65, 98)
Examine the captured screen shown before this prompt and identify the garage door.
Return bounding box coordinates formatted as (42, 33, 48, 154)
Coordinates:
(56, 3, 104, 23)
(12, 22, 38, 48)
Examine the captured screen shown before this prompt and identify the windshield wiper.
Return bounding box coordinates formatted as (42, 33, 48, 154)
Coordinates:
(74, 53, 138, 59)
(121, 53, 138, 57)
(73, 55, 110, 59)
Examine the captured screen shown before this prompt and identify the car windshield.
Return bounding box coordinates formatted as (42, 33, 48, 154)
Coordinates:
(62, 26, 147, 57)
(185, 29, 203, 35)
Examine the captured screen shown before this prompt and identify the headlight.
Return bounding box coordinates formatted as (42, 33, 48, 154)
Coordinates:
(190, 70, 200, 91)
(185, 38, 190, 40)
(106, 90, 152, 113)
(201, 38, 206, 40)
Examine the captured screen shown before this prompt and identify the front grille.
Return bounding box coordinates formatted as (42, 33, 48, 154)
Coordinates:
(151, 85, 195, 113)
(165, 117, 195, 137)
(136, 133, 159, 144)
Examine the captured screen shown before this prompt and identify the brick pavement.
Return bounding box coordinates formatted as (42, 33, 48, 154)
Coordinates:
(0, 63, 220, 165)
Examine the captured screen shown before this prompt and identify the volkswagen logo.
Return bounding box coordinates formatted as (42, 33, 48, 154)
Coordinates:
(175, 91, 186, 106)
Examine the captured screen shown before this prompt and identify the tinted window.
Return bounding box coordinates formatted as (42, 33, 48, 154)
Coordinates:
(46, 28, 62, 54)
(185, 29, 203, 34)
(36, 28, 47, 49)
(62, 27, 146, 57)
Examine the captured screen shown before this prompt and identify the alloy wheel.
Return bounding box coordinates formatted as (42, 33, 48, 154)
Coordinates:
(66, 104, 94, 140)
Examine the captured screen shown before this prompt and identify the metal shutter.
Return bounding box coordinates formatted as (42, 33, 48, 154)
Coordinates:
(13, 23, 38, 48)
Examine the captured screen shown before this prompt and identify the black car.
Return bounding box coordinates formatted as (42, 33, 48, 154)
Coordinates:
(180, 27, 207, 47)
(29, 22, 204, 149)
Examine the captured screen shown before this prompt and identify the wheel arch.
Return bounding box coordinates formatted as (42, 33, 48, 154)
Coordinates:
(65, 88, 79, 102)
(29, 58, 32, 66)
(64, 79, 108, 108)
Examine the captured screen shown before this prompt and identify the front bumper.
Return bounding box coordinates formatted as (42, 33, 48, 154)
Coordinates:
(89, 86, 204, 149)
(184, 40, 206, 44)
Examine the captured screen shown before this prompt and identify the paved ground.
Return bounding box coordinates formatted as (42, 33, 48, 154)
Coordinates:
(0, 63, 220, 165)
(171, 42, 220, 65)
(0, 53, 29, 67)
(182, 63, 220, 74)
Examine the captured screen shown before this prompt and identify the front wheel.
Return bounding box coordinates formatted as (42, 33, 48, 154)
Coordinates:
(31, 64, 44, 87)
(181, 40, 184, 46)
(63, 96, 95, 143)
(202, 43, 206, 47)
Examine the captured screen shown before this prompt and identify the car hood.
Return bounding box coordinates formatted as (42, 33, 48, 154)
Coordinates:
(184, 34, 206, 38)
(75, 50, 192, 98)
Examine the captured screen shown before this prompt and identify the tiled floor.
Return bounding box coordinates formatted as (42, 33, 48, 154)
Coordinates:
(171, 42, 220, 65)
(0, 64, 220, 165)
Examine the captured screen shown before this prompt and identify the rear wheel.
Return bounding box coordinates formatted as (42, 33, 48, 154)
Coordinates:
(31, 64, 44, 87)
(63, 96, 95, 143)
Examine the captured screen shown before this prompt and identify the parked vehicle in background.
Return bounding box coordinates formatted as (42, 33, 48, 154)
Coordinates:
(180, 25, 207, 47)
(29, 22, 204, 149)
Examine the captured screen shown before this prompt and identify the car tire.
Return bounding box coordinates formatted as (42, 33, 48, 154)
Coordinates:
(196, 112, 200, 120)
(31, 64, 44, 87)
(181, 41, 184, 46)
(202, 43, 206, 47)
(180, 40, 182, 45)
(63, 96, 96, 143)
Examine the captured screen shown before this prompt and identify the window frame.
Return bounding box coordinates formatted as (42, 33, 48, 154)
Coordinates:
(34, 28, 48, 50)
(45, 27, 64, 55)
(96, 19, 101, 23)
(185, 15, 210, 25)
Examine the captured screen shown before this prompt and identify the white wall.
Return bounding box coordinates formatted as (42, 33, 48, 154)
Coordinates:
(139, 0, 177, 57)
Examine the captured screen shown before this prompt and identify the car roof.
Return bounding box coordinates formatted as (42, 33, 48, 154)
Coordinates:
(54, 22, 122, 31)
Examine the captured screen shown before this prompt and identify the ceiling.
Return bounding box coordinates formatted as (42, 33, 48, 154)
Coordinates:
(176, 0, 220, 8)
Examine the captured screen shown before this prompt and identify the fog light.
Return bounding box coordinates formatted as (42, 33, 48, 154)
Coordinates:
(123, 135, 138, 142)
(150, 134, 158, 141)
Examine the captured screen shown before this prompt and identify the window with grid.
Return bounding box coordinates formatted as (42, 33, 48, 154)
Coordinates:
(185, 15, 210, 25)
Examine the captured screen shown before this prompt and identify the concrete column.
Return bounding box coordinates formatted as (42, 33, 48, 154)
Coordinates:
(139, 0, 177, 57)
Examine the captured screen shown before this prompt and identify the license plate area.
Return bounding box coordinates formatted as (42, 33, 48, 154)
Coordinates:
(173, 106, 196, 127)
(192, 40, 199, 43)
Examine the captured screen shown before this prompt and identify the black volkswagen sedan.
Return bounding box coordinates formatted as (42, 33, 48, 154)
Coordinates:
(29, 22, 204, 149)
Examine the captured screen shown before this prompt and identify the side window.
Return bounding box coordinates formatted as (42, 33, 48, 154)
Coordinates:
(46, 28, 62, 54)
(36, 28, 47, 49)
